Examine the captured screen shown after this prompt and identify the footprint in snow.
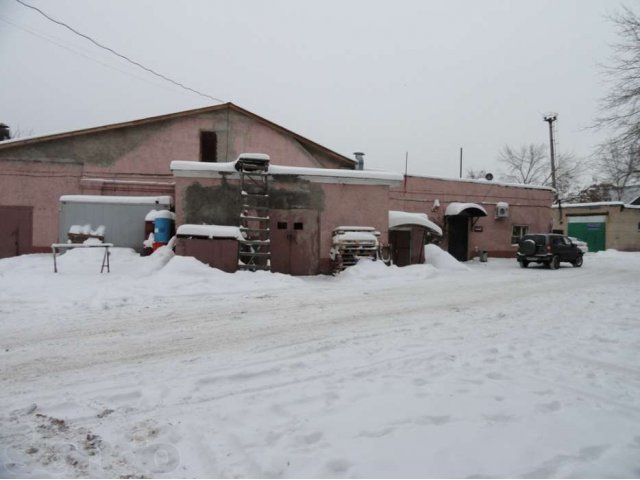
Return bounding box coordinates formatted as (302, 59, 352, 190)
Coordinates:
(326, 458, 351, 474)
(535, 400, 562, 413)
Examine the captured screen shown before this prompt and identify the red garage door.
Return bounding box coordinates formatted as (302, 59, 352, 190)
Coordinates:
(0, 206, 33, 258)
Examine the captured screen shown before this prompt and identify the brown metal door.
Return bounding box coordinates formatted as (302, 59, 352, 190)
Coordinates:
(270, 209, 319, 275)
(390, 230, 411, 267)
(0, 206, 33, 258)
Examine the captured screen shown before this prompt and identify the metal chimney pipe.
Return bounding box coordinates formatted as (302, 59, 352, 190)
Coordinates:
(0, 123, 10, 141)
(353, 152, 365, 170)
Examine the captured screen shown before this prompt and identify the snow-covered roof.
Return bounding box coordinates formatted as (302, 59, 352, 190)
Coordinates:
(332, 231, 379, 243)
(176, 224, 245, 240)
(388, 211, 443, 236)
(334, 226, 378, 232)
(554, 201, 640, 210)
(170, 160, 403, 185)
(154, 210, 176, 220)
(444, 202, 488, 217)
(405, 174, 555, 192)
(60, 195, 173, 205)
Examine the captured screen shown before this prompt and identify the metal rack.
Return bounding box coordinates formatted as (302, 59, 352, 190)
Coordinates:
(237, 155, 271, 271)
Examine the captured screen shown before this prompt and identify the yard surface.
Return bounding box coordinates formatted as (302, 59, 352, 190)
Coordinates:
(1, 247, 639, 478)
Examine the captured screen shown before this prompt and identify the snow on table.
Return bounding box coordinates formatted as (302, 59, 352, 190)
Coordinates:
(1, 248, 640, 477)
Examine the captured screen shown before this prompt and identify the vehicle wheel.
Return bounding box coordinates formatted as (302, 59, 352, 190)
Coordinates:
(519, 260, 528, 268)
(572, 255, 583, 268)
(550, 255, 560, 270)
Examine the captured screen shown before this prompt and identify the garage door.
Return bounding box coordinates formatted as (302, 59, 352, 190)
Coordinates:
(0, 206, 33, 258)
(567, 215, 606, 252)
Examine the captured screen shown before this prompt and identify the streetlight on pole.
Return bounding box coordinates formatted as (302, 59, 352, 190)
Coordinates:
(543, 113, 562, 225)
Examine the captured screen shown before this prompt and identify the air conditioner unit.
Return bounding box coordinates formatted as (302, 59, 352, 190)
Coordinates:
(495, 202, 509, 218)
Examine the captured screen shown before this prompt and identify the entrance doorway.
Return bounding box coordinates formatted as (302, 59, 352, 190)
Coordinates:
(447, 216, 469, 261)
(270, 209, 319, 275)
(390, 230, 411, 267)
(0, 206, 33, 258)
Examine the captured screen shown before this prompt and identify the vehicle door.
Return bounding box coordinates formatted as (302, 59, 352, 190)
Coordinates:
(553, 236, 573, 261)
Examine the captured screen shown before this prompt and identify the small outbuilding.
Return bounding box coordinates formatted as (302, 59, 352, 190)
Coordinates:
(552, 198, 640, 252)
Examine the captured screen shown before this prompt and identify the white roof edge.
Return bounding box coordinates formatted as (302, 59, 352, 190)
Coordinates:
(388, 210, 443, 236)
(59, 195, 173, 205)
(553, 201, 624, 208)
(170, 160, 403, 184)
(405, 174, 555, 191)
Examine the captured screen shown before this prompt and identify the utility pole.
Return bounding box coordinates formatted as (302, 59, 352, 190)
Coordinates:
(543, 113, 562, 226)
(459, 147, 463, 178)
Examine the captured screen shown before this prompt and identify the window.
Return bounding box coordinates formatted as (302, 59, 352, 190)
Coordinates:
(294, 222, 303, 230)
(511, 225, 528, 245)
(200, 131, 217, 162)
(277, 222, 287, 230)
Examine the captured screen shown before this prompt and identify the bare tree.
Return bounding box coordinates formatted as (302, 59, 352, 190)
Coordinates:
(593, 139, 640, 199)
(595, 6, 640, 150)
(498, 143, 583, 198)
(465, 168, 488, 180)
(498, 144, 548, 185)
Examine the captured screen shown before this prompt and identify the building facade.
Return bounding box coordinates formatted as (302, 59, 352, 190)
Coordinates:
(552, 200, 640, 252)
(390, 175, 554, 261)
(0, 103, 355, 256)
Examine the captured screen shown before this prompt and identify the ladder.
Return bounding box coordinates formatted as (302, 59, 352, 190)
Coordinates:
(237, 155, 271, 271)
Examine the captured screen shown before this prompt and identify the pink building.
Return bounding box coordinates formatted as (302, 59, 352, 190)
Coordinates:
(390, 175, 554, 261)
(0, 103, 355, 256)
(0, 102, 554, 270)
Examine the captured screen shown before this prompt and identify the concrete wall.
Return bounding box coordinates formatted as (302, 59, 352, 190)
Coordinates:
(554, 205, 640, 251)
(390, 176, 554, 258)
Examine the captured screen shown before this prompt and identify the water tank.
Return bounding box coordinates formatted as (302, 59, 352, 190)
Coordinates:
(153, 210, 175, 246)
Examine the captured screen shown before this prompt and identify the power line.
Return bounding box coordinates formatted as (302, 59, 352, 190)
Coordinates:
(14, 0, 224, 103)
(0, 15, 179, 93)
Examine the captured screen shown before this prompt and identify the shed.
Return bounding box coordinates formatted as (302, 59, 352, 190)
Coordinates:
(388, 211, 442, 266)
(59, 195, 173, 252)
(175, 224, 243, 273)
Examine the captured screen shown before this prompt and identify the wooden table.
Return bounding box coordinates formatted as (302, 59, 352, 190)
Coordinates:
(51, 243, 114, 273)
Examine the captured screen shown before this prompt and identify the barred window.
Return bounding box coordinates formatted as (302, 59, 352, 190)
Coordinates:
(511, 225, 528, 245)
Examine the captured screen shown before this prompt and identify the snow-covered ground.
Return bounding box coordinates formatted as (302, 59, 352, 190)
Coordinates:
(1, 246, 639, 478)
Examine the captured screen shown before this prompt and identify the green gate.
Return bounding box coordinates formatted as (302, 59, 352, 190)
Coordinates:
(568, 220, 606, 252)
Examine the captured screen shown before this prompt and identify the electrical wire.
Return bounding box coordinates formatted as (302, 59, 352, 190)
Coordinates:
(0, 15, 179, 93)
(14, 0, 224, 103)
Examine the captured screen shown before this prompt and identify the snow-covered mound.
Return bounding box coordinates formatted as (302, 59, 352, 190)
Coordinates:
(424, 244, 469, 270)
(2, 249, 640, 477)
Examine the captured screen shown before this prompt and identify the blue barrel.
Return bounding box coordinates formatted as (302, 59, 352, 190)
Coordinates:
(153, 210, 175, 244)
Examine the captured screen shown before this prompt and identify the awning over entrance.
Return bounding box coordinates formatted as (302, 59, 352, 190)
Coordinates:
(444, 202, 488, 217)
(389, 210, 443, 236)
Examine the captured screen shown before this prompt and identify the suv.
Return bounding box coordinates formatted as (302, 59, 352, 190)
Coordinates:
(517, 233, 583, 269)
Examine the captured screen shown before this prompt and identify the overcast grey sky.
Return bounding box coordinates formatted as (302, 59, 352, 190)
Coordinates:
(0, 0, 629, 181)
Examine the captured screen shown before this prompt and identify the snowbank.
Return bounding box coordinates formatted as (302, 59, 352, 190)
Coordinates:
(424, 244, 469, 270)
(2, 249, 640, 477)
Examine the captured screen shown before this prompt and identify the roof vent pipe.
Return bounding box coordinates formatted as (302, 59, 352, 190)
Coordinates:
(353, 152, 365, 170)
(0, 123, 10, 141)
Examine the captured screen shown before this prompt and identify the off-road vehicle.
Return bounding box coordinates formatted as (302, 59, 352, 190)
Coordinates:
(517, 233, 583, 269)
